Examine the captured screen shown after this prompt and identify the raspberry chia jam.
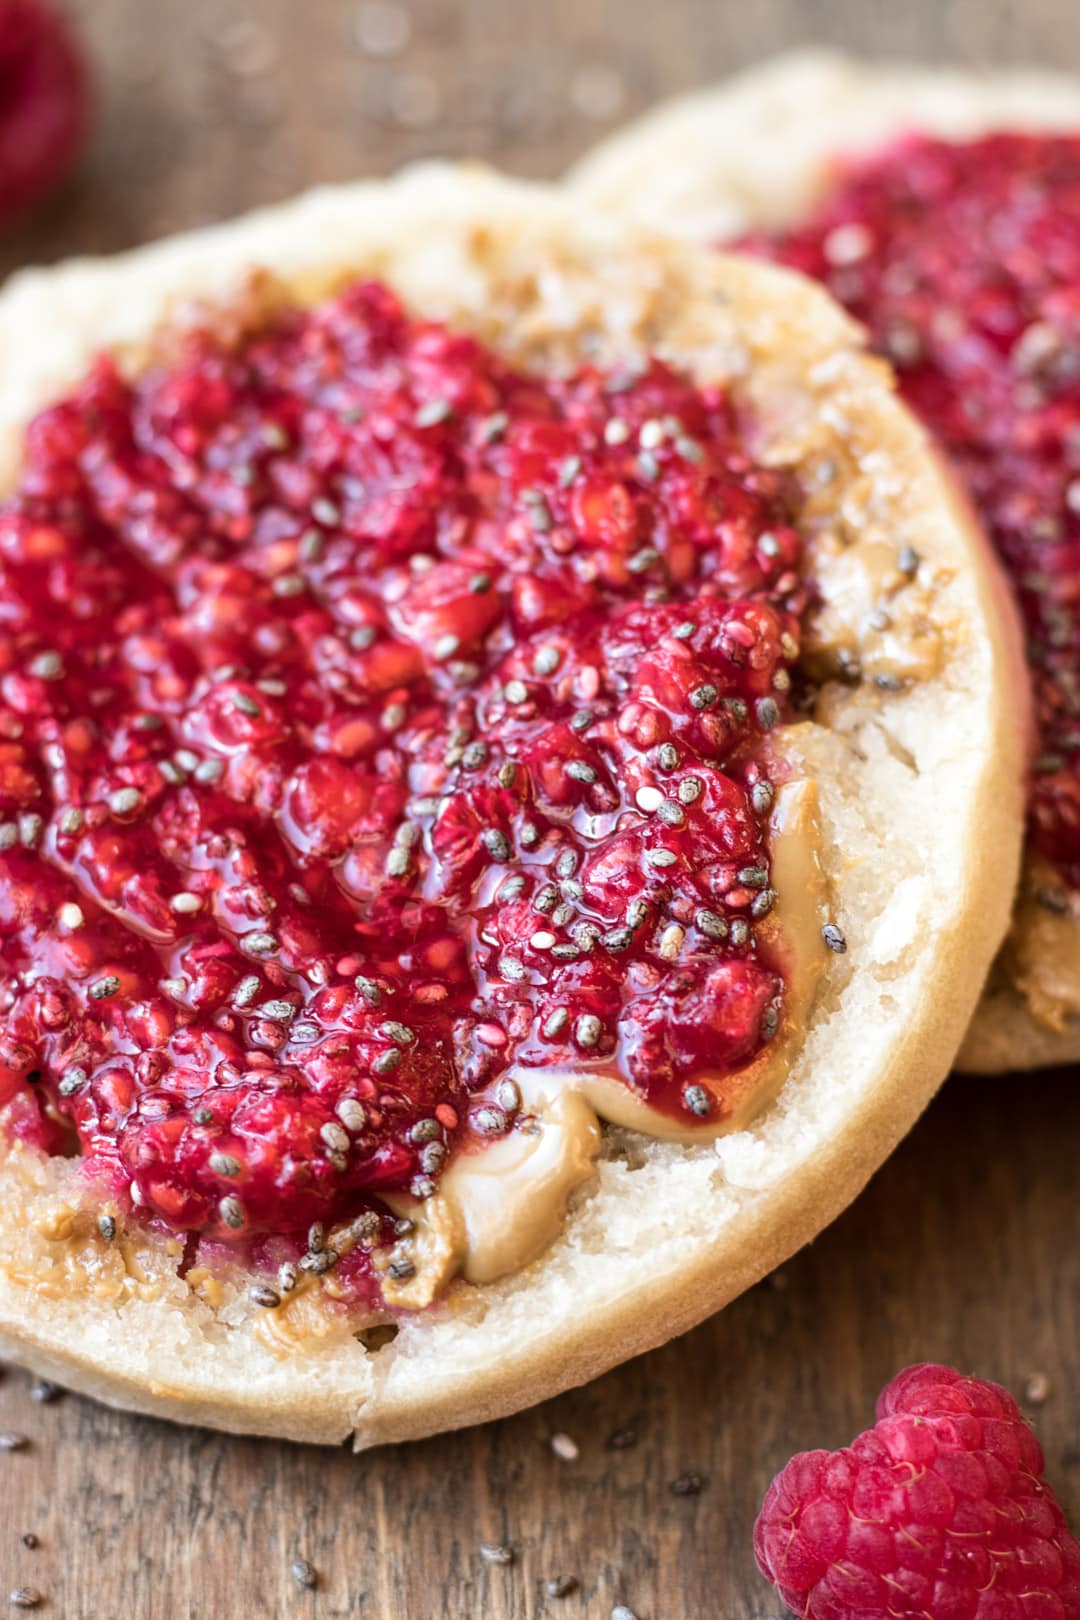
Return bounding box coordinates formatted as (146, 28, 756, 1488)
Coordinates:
(743, 132, 1080, 890)
(0, 279, 809, 1295)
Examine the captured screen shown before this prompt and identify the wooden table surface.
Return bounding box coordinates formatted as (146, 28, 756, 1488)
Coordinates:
(2, 1, 1079, 1615)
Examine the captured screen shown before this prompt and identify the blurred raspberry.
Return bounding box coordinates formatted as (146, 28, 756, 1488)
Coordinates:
(754, 1362, 1080, 1619)
(0, 0, 91, 227)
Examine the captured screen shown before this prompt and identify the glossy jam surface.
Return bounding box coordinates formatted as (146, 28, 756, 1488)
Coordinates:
(744, 132, 1080, 885)
(0, 280, 804, 1253)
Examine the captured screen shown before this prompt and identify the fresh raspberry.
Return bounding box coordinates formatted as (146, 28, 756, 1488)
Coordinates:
(754, 1363, 1080, 1620)
(0, 0, 92, 228)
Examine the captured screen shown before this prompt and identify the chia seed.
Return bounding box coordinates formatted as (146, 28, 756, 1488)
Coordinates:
(543, 1008, 570, 1038)
(209, 1152, 242, 1178)
(481, 827, 511, 862)
(626, 897, 649, 928)
(677, 776, 703, 804)
(18, 815, 42, 847)
(473, 1106, 508, 1135)
(89, 975, 120, 1000)
(695, 909, 728, 940)
(320, 1121, 350, 1153)
(336, 1099, 367, 1132)
(756, 696, 780, 729)
(683, 1085, 710, 1117)
(751, 780, 775, 816)
(290, 1559, 318, 1591)
(533, 645, 561, 676)
(689, 683, 718, 710)
(219, 1196, 246, 1230)
(546, 1576, 579, 1599)
(58, 1066, 88, 1096)
(822, 922, 847, 953)
(571, 922, 600, 952)
(300, 1247, 339, 1275)
(28, 650, 63, 680)
(380, 1020, 414, 1046)
(627, 545, 659, 573)
(574, 1014, 602, 1048)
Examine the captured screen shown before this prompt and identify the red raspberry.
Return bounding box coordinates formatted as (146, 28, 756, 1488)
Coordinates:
(0, 0, 92, 228)
(754, 1363, 1080, 1620)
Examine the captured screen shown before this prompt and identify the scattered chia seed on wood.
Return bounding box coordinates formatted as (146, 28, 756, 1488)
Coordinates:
(479, 1542, 514, 1565)
(669, 1469, 704, 1496)
(0, 1433, 28, 1452)
(550, 1432, 579, 1461)
(546, 1575, 579, 1598)
(290, 1558, 318, 1591)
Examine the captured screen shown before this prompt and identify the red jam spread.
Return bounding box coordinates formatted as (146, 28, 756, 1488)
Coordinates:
(743, 132, 1080, 888)
(0, 279, 806, 1270)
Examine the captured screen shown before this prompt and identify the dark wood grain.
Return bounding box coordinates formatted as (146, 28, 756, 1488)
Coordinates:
(1, 2, 1079, 1615)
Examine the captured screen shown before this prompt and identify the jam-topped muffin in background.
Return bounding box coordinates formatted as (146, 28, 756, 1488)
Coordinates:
(571, 49, 1080, 1073)
(0, 167, 1021, 1443)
